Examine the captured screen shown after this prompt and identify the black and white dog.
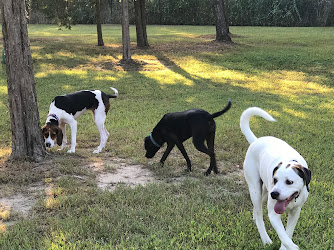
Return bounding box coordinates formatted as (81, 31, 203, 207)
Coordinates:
(144, 99, 231, 175)
(42, 87, 118, 153)
(240, 107, 311, 250)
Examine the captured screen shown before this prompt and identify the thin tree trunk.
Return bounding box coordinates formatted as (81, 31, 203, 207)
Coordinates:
(96, 0, 104, 46)
(122, 0, 131, 60)
(213, 0, 231, 42)
(134, 0, 149, 48)
(1, 0, 46, 162)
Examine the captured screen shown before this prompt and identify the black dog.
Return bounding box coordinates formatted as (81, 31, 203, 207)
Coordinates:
(144, 99, 231, 175)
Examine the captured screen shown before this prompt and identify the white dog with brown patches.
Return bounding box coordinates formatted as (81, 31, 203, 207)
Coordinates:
(240, 107, 311, 250)
(42, 87, 118, 154)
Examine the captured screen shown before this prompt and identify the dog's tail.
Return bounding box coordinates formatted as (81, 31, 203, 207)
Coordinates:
(108, 87, 118, 98)
(211, 99, 232, 119)
(240, 107, 276, 144)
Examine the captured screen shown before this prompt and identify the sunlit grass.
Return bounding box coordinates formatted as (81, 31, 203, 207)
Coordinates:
(0, 148, 11, 158)
(0, 210, 10, 221)
(0, 25, 333, 249)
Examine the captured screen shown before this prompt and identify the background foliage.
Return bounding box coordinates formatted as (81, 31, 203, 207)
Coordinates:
(27, 0, 334, 27)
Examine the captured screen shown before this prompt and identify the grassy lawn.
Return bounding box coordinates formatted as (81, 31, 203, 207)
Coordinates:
(0, 25, 333, 249)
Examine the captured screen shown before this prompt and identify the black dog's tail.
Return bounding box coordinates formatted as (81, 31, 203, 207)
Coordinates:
(211, 99, 232, 119)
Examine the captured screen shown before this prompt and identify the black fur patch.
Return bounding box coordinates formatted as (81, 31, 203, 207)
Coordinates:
(48, 118, 59, 126)
(293, 165, 312, 192)
(54, 91, 99, 116)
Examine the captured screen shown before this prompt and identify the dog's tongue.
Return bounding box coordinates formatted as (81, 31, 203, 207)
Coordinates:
(274, 200, 287, 214)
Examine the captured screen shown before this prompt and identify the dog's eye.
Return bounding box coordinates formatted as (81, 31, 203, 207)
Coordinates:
(286, 180, 293, 185)
(273, 178, 277, 184)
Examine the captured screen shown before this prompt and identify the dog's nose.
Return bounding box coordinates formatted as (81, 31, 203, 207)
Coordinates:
(271, 191, 280, 200)
(45, 142, 51, 148)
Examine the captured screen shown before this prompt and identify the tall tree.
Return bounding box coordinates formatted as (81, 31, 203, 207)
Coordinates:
(134, 0, 149, 47)
(212, 0, 231, 42)
(1, 0, 46, 161)
(122, 0, 131, 60)
(96, 0, 104, 46)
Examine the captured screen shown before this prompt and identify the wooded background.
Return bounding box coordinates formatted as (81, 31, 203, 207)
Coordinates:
(28, 0, 334, 27)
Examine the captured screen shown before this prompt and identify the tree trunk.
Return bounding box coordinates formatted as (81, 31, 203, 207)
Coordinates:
(134, 0, 149, 48)
(96, 0, 104, 46)
(1, 0, 46, 162)
(122, 0, 131, 60)
(213, 0, 231, 42)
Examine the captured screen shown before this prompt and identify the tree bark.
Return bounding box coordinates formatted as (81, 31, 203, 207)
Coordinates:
(1, 0, 46, 162)
(134, 0, 149, 48)
(122, 0, 131, 60)
(213, 0, 231, 42)
(96, 0, 104, 46)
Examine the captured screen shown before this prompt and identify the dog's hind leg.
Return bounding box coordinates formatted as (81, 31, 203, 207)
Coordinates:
(94, 112, 109, 154)
(160, 143, 175, 165)
(193, 134, 216, 176)
(206, 132, 218, 175)
(244, 157, 272, 245)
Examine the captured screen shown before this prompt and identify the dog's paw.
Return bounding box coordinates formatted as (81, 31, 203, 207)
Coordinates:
(263, 238, 273, 245)
(93, 149, 101, 154)
(67, 149, 75, 153)
(280, 244, 298, 250)
(204, 170, 211, 176)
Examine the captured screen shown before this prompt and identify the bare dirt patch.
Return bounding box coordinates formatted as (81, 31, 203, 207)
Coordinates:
(97, 165, 157, 191)
(0, 154, 244, 228)
(87, 156, 157, 191)
(0, 194, 36, 218)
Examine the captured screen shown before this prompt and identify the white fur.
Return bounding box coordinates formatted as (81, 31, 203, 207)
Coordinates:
(241, 107, 309, 250)
(45, 87, 117, 154)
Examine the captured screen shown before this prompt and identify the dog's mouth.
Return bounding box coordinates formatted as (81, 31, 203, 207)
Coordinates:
(274, 191, 299, 214)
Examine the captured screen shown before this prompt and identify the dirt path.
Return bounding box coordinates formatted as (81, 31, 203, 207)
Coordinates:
(0, 157, 158, 226)
(0, 156, 243, 228)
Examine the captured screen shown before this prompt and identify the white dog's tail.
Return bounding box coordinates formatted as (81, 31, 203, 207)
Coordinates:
(240, 107, 276, 144)
(108, 87, 118, 98)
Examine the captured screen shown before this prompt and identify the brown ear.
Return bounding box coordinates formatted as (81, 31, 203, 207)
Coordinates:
(41, 125, 47, 134)
(273, 162, 282, 177)
(56, 128, 63, 146)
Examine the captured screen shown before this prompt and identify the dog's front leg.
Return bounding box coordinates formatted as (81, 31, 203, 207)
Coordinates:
(67, 120, 77, 153)
(285, 207, 301, 241)
(268, 210, 299, 250)
(175, 142, 192, 172)
(160, 143, 175, 165)
(59, 123, 67, 150)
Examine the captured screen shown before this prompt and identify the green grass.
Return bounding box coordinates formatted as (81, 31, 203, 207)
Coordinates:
(0, 25, 333, 249)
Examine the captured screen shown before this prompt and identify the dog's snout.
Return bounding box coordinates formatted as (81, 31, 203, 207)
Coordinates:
(45, 142, 51, 148)
(271, 191, 280, 200)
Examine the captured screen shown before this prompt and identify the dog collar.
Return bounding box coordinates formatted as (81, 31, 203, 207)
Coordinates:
(48, 113, 59, 122)
(149, 133, 161, 148)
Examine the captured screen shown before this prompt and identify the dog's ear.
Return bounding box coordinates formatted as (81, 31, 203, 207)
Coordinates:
(293, 165, 311, 192)
(273, 162, 282, 177)
(56, 128, 63, 146)
(41, 125, 47, 134)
